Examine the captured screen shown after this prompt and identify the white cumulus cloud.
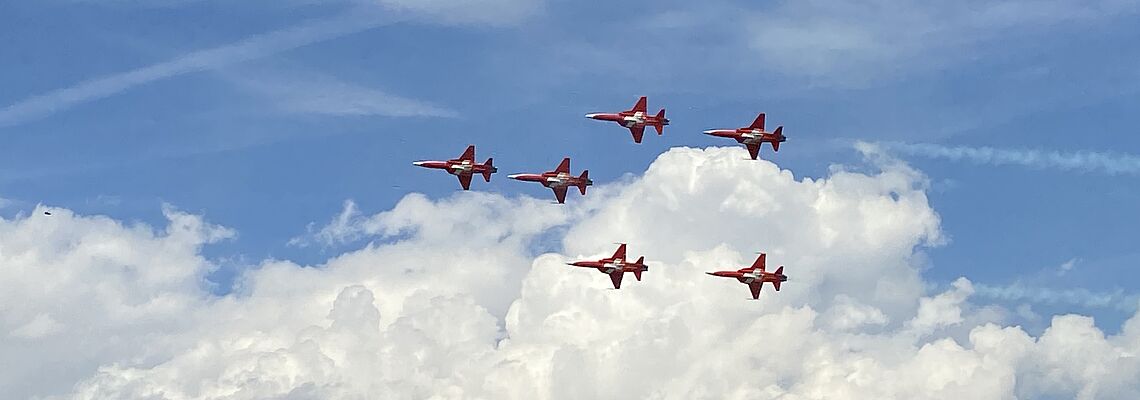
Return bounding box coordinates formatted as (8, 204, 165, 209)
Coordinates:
(2, 147, 1139, 399)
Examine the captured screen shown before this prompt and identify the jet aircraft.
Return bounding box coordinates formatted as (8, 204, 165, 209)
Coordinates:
(508, 157, 592, 204)
(585, 96, 669, 143)
(412, 145, 497, 190)
(706, 253, 787, 300)
(703, 113, 786, 160)
(566, 243, 649, 289)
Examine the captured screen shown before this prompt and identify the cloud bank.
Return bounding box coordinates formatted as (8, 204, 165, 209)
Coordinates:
(3, 147, 1140, 399)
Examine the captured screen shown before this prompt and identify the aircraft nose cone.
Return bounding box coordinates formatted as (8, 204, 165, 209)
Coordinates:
(412, 161, 428, 166)
(507, 174, 525, 180)
(702, 130, 718, 135)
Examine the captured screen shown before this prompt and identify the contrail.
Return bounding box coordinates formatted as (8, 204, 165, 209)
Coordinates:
(877, 142, 1140, 175)
(0, 10, 397, 127)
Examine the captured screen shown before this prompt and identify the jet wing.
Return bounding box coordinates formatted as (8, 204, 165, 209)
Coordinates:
(630, 96, 647, 113)
(629, 125, 645, 143)
(746, 143, 761, 160)
(458, 145, 475, 161)
(555, 158, 571, 174)
(611, 243, 627, 260)
(751, 253, 767, 271)
(610, 271, 624, 289)
(749, 113, 765, 130)
(748, 282, 762, 299)
(552, 186, 568, 204)
(457, 173, 473, 190)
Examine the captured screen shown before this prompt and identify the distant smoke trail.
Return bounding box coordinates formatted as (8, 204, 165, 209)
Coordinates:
(879, 142, 1140, 175)
(0, 10, 396, 128)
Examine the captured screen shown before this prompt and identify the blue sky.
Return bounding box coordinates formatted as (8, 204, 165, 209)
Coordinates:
(3, 0, 1139, 331)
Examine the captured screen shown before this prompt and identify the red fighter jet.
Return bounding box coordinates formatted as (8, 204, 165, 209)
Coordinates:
(585, 96, 669, 144)
(412, 145, 497, 190)
(706, 253, 788, 300)
(567, 243, 649, 289)
(703, 113, 786, 160)
(508, 157, 592, 204)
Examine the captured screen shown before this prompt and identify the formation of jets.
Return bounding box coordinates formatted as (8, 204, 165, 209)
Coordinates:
(411, 96, 792, 300)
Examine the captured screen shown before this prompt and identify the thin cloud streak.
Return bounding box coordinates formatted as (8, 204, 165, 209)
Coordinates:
(974, 282, 1139, 312)
(0, 10, 398, 128)
(877, 142, 1140, 175)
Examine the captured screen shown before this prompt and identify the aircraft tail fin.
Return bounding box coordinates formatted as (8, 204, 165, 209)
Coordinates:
(634, 256, 645, 281)
(482, 158, 495, 182)
(654, 109, 666, 134)
(577, 170, 589, 195)
(772, 126, 783, 152)
(773, 266, 784, 291)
